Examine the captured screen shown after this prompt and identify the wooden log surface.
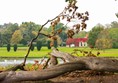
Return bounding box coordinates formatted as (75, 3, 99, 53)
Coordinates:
(0, 49, 118, 83)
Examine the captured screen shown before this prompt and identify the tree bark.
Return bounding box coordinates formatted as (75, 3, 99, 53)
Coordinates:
(0, 61, 86, 83)
(50, 49, 118, 72)
(0, 50, 118, 83)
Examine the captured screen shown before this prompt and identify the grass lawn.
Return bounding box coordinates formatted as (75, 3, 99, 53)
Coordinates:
(0, 46, 118, 58)
(58, 47, 118, 57)
(0, 47, 51, 58)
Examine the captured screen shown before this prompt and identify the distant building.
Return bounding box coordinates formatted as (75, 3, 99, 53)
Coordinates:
(66, 35, 88, 47)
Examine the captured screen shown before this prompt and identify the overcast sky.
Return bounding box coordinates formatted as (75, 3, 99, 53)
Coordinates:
(0, 0, 118, 31)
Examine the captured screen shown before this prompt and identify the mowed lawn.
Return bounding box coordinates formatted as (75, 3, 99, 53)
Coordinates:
(0, 47, 52, 58)
(59, 47, 118, 57)
(0, 46, 118, 58)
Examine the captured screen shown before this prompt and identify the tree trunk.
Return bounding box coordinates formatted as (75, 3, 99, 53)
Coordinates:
(0, 61, 86, 83)
(50, 49, 118, 72)
(0, 49, 118, 83)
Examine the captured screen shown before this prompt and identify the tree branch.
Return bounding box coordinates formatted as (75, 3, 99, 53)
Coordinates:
(0, 61, 86, 83)
(0, 57, 118, 83)
(21, 1, 72, 66)
(23, 13, 64, 66)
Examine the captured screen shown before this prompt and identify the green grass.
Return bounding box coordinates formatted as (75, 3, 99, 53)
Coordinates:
(98, 49, 118, 57)
(0, 47, 51, 57)
(58, 47, 118, 57)
(0, 46, 118, 58)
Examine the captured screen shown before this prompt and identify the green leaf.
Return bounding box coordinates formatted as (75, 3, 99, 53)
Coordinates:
(65, 0, 69, 2)
(69, 0, 73, 3)
(65, 0, 75, 3)
(115, 13, 118, 18)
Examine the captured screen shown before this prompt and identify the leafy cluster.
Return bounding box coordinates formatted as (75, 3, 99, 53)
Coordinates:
(62, 0, 89, 38)
(24, 60, 45, 71)
(71, 49, 100, 57)
(48, 0, 89, 47)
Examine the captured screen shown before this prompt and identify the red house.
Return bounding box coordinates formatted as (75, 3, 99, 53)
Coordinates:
(66, 37, 88, 47)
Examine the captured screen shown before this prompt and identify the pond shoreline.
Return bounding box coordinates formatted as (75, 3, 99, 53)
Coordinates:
(0, 56, 47, 58)
(0, 57, 64, 67)
(0, 57, 47, 67)
(0, 56, 118, 59)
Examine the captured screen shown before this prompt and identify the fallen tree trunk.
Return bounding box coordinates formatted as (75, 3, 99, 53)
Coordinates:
(0, 61, 86, 83)
(50, 49, 118, 72)
(0, 57, 118, 83)
(0, 49, 118, 83)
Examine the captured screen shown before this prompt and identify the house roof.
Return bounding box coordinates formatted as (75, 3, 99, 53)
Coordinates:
(74, 38, 88, 42)
(66, 38, 88, 45)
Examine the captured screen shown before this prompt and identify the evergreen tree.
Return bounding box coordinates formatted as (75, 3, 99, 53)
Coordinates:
(31, 44, 35, 51)
(36, 41, 42, 51)
(13, 44, 17, 52)
(7, 44, 11, 52)
(47, 40, 51, 49)
(54, 40, 58, 48)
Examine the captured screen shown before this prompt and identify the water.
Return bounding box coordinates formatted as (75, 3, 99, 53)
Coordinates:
(0, 58, 46, 66)
(0, 57, 64, 66)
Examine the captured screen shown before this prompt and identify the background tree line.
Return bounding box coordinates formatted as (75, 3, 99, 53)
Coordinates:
(0, 22, 68, 47)
(87, 21, 118, 49)
(0, 21, 118, 49)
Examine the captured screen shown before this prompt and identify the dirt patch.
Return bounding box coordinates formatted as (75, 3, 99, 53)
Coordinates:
(15, 70, 118, 83)
(50, 70, 118, 83)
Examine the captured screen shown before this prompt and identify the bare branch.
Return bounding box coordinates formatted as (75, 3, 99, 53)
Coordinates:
(22, 11, 65, 65)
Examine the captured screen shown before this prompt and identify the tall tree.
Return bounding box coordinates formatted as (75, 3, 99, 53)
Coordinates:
(95, 29, 112, 49)
(87, 24, 104, 48)
(73, 31, 87, 38)
(19, 22, 41, 44)
(11, 30, 23, 44)
(1, 23, 19, 44)
(110, 21, 118, 28)
(1, 31, 11, 44)
(108, 28, 118, 48)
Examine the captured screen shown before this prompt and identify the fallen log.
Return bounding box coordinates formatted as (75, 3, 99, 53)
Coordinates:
(0, 57, 118, 83)
(50, 49, 118, 72)
(0, 49, 118, 83)
(0, 61, 86, 83)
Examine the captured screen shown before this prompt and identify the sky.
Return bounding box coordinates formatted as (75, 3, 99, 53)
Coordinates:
(0, 0, 118, 31)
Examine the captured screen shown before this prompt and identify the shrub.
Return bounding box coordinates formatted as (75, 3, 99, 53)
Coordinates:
(31, 44, 35, 51)
(47, 41, 51, 49)
(54, 40, 58, 48)
(36, 41, 42, 51)
(13, 44, 18, 52)
(95, 38, 112, 50)
(7, 44, 11, 52)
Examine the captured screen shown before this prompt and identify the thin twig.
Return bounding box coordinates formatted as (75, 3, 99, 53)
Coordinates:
(22, 9, 66, 66)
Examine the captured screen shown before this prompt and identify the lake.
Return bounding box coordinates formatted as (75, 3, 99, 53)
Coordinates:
(0, 57, 47, 66)
(0, 57, 64, 66)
